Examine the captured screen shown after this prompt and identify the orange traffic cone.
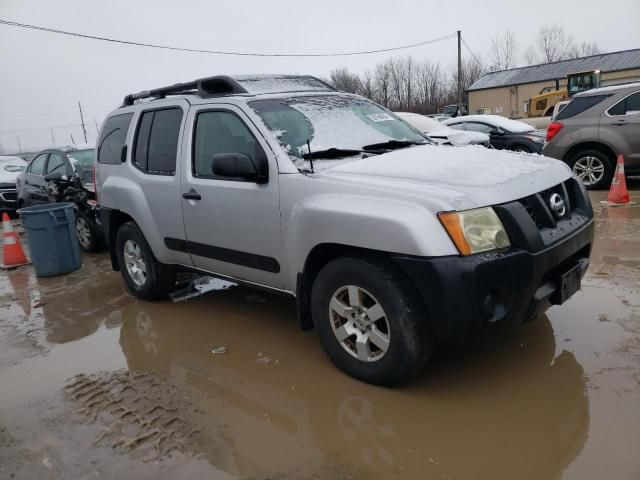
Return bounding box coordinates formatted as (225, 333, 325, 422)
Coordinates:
(1, 212, 29, 269)
(606, 155, 631, 205)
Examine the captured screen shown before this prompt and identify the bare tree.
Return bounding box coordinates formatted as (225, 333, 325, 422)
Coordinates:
(489, 29, 519, 70)
(535, 24, 574, 62)
(328, 67, 362, 94)
(522, 45, 539, 65)
(373, 62, 392, 107)
(568, 41, 602, 59)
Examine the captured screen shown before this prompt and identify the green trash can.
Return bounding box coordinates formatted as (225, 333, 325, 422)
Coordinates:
(18, 202, 82, 277)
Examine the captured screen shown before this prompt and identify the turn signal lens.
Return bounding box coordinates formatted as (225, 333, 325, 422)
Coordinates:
(438, 207, 510, 256)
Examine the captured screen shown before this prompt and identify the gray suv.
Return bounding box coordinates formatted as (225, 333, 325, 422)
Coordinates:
(543, 82, 640, 189)
(96, 75, 594, 385)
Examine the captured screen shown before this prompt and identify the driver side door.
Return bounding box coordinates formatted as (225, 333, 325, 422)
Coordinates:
(180, 105, 285, 289)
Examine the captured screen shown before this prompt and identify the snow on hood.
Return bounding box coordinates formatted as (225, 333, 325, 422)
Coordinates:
(320, 145, 572, 211)
(0, 156, 27, 184)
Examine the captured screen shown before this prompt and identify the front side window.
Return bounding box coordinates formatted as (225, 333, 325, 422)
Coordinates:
(98, 113, 133, 164)
(134, 108, 182, 175)
(46, 152, 67, 174)
(464, 122, 493, 134)
(608, 92, 640, 116)
(249, 95, 424, 161)
(193, 110, 265, 179)
(29, 153, 47, 175)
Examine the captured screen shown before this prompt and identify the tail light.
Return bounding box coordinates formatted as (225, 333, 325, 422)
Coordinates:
(546, 122, 563, 142)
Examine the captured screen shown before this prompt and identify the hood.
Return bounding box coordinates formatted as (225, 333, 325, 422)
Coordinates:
(321, 145, 572, 211)
(0, 158, 27, 184)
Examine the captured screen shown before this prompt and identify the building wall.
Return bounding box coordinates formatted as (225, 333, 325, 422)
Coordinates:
(468, 67, 640, 118)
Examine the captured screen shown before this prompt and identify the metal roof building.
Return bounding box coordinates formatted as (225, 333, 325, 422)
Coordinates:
(467, 48, 640, 118)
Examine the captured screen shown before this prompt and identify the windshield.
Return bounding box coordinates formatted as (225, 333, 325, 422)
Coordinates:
(249, 95, 425, 160)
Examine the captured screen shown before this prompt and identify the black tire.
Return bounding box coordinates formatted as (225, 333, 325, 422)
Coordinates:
(115, 222, 176, 300)
(567, 149, 614, 190)
(75, 211, 104, 253)
(311, 256, 433, 386)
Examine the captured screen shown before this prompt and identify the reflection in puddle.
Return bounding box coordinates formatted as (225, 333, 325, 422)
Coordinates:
(116, 286, 589, 479)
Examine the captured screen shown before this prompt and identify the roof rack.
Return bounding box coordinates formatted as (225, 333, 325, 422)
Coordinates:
(122, 75, 248, 106)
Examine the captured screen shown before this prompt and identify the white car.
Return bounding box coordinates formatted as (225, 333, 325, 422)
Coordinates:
(0, 155, 27, 213)
(395, 112, 490, 147)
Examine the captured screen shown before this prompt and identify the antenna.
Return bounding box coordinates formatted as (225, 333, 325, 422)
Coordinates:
(306, 139, 314, 173)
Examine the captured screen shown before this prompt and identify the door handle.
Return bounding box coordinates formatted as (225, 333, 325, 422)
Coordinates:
(612, 120, 628, 126)
(182, 190, 201, 201)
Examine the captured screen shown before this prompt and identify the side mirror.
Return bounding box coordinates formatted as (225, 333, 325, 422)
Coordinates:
(492, 128, 505, 136)
(44, 171, 63, 182)
(212, 153, 263, 182)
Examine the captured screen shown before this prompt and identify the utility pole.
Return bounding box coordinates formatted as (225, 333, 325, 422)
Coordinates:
(457, 30, 462, 115)
(50, 129, 56, 147)
(16, 136, 22, 153)
(70, 133, 75, 144)
(78, 101, 88, 143)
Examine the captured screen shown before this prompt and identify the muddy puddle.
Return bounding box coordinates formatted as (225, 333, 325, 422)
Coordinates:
(1, 188, 639, 479)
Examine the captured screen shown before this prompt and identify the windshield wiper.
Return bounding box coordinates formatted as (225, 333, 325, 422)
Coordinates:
(362, 139, 427, 151)
(303, 147, 368, 160)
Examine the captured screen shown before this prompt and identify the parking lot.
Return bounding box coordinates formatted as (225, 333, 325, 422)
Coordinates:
(0, 186, 637, 479)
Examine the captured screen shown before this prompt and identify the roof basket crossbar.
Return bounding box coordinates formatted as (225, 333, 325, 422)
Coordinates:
(122, 75, 248, 106)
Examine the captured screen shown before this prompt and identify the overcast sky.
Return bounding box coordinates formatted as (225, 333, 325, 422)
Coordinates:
(1, 0, 639, 152)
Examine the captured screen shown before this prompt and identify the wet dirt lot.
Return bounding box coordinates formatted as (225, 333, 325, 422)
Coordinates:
(1, 187, 639, 479)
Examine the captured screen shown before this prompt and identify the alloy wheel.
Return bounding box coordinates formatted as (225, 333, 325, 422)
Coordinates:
(329, 285, 390, 362)
(123, 240, 147, 286)
(573, 156, 605, 186)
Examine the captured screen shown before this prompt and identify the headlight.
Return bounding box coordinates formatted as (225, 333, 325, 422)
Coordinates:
(438, 207, 510, 255)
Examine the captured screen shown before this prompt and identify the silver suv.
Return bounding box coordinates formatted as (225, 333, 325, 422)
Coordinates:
(96, 75, 594, 385)
(543, 82, 640, 189)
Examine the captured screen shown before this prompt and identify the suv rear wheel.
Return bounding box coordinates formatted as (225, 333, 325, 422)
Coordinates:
(116, 222, 176, 300)
(311, 256, 433, 386)
(568, 149, 613, 190)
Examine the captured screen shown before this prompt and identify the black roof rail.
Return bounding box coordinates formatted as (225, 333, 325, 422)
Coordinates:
(122, 75, 248, 106)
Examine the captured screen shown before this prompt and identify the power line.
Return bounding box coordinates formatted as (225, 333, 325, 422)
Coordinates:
(461, 37, 483, 65)
(0, 18, 457, 57)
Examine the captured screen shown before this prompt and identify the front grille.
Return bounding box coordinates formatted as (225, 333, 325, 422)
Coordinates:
(494, 177, 592, 253)
(519, 179, 576, 229)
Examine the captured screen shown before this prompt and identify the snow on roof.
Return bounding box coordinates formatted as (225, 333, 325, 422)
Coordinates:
(574, 81, 640, 97)
(232, 75, 334, 94)
(443, 115, 535, 133)
(394, 112, 446, 133)
(59, 143, 95, 151)
(468, 48, 640, 91)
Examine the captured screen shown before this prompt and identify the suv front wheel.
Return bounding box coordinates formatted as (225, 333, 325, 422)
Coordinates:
(568, 149, 613, 190)
(311, 256, 433, 386)
(115, 222, 176, 300)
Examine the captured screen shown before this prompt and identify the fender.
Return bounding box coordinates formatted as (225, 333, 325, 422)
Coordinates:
(284, 193, 457, 290)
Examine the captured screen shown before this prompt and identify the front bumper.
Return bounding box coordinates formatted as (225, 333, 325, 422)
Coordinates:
(392, 178, 594, 344)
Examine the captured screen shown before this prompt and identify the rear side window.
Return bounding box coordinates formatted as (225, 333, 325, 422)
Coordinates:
(608, 92, 640, 116)
(133, 108, 183, 175)
(29, 154, 47, 175)
(464, 122, 493, 134)
(556, 95, 611, 120)
(98, 113, 133, 164)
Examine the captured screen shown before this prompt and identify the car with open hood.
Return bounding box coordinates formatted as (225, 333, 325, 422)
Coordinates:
(96, 74, 594, 386)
